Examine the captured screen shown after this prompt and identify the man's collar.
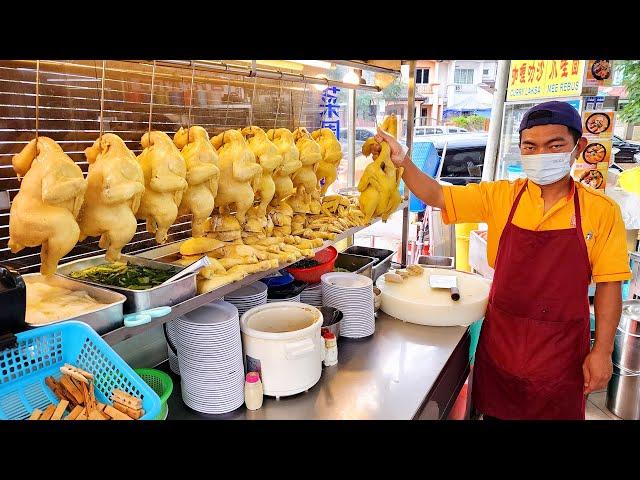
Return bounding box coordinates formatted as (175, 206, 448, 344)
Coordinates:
(526, 177, 575, 199)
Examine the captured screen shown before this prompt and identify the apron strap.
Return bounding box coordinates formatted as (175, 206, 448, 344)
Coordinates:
(506, 180, 528, 225)
(572, 182, 592, 279)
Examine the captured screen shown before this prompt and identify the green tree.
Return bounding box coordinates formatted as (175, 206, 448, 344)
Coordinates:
(619, 61, 640, 124)
(449, 114, 485, 131)
(382, 78, 407, 101)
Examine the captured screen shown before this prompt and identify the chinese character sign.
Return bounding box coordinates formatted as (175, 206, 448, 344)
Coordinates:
(507, 60, 585, 100)
(319, 86, 341, 136)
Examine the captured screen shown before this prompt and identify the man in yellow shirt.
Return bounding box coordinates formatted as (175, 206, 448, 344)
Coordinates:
(374, 101, 631, 420)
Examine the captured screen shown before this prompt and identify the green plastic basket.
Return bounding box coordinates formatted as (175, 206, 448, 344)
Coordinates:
(134, 368, 173, 420)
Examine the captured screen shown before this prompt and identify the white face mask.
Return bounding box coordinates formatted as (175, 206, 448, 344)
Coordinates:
(520, 144, 578, 186)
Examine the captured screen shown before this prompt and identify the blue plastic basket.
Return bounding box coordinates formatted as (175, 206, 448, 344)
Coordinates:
(0, 321, 161, 420)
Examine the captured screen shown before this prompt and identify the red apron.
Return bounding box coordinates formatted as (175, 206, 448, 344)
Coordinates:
(472, 181, 591, 420)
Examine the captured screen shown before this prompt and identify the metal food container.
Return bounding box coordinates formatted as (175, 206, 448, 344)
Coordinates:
(22, 273, 126, 334)
(342, 246, 395, 283)
(417, 255, 455, 269)
(630, 252, 639, 299)
(56, 254, 197, 314)
(334, 253, 376, 278)
(607, 300, 640, 419)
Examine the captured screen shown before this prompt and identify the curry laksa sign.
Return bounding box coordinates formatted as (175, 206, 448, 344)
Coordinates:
(507, 60, 585, 101)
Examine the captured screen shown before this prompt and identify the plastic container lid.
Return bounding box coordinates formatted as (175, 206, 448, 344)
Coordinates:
(246, 372, 261, 383)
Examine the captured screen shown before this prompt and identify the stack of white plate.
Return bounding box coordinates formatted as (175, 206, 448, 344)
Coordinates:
(321, 272, 375, 338)
(267, 293, 301, 304)
(174, 300, 245, 415)
(300, 282, 322, 308)
(224, 282, 268, 317)
(165, 320, 180, 376)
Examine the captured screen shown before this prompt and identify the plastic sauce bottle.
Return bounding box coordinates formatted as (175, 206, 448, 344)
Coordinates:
(323, 332, 338, 367)
(244, 372, 263, 410)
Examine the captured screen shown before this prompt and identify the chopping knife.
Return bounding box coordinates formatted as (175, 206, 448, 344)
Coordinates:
(429, 274, 460, 301)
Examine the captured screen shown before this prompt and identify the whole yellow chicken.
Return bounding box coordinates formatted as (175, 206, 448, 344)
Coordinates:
(210, 129, 262, 224)
(136, 131, 188, 244)
(173, 126, 220, 237)
(291, 127, 322, 199)
(311, 128, 343, 195)
(9, 137, 87, 275)
(357, 115, 402, 223)
(357, 143, 389, 223)
(266, 128, 302, 205)
(241, 126, 282, 217)
(79, 134, 145, 263)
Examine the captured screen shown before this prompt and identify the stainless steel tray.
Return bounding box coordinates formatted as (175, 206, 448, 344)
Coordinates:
(417, 255, 455, 269)
(22, 273, 126, 334)
(343, 246, 395, 283)
(56, 253, 197, 314)
(335, 253, 376, 279)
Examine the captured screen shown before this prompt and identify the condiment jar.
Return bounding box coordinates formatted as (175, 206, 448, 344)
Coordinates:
(244, 372, 263, 410)
(323, 332, 338, 367)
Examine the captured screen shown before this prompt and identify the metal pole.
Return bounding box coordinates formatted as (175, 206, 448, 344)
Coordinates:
(482, 60, 510, 181)
(402, 60, 417, 266)
(346, 86, 357, 249)
(347, 88, 356, 188)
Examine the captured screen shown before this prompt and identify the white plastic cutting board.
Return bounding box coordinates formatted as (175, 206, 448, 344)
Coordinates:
(376, 268, 491, 326)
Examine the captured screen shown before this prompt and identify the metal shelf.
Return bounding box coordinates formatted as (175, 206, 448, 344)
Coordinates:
(101, 202, 407, 345)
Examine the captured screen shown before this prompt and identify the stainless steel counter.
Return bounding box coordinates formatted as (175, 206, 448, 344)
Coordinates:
(160, 312, 471, 420)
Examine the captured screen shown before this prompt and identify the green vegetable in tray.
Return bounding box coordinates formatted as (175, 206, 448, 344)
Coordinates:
(333, 267, 350, 273)
(69, 262, 178, 290)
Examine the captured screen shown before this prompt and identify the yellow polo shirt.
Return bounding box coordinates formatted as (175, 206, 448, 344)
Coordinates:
(441, 179, 632, 283)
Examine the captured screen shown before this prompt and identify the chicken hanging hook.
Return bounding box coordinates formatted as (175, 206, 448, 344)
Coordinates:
(274, 75, 283, 130)
(187, 60, 195, 139)
(148, 60, 156, 138)
(99, 60, 106, 141)
(249, 74, 257, 126)
(297, 77, 307, 130)
(224, 74, 232, 127)
(34, 59, 40, 156)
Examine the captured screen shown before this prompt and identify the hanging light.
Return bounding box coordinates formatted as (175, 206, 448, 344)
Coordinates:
(342, 68, 360, 85)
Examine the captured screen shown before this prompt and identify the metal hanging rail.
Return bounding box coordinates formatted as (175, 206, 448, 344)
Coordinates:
(329, 60, 401, 76)
(125, 60, 382, 92)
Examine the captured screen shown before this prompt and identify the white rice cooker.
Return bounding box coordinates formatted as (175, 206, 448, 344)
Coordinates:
(240, 302, 324, 398)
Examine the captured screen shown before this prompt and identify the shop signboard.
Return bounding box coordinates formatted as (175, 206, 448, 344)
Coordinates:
(506, 60, 585, 101)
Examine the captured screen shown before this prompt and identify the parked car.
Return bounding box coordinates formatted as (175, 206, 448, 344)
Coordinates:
(339, 127, 376, 152)
(611, 135, 640, 163)
(330, 131, 487, 194)
(416, 134, 488, 186)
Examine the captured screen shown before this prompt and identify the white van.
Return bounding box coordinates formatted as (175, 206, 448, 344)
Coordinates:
(414, 126, 469, 137)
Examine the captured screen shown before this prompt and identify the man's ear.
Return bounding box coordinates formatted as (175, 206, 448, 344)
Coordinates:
(576, 137, 588, 157)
